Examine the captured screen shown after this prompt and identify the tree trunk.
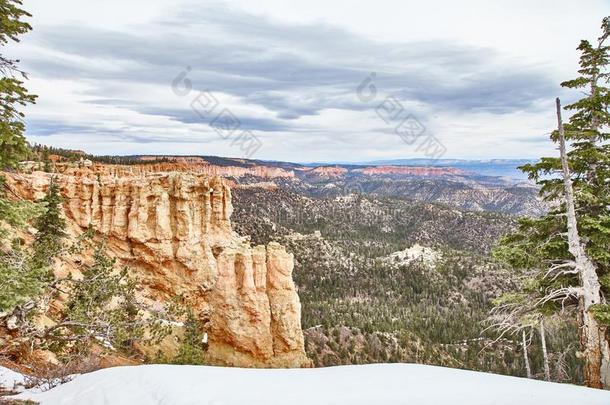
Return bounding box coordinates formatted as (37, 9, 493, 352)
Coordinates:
(539, 320, 551, 381)
(556, 98, 610, 389)
(522, 329, 532, 379)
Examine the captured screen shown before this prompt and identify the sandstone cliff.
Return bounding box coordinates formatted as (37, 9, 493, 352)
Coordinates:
(48, 161, 296, 179)
(5, 169, 309, 368)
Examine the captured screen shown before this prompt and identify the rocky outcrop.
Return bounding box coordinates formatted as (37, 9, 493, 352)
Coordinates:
(205, 242, 306, 366)
(5, 169, 309, 368)
(303, 166, 348, 180)
(51, 162, 296, 179)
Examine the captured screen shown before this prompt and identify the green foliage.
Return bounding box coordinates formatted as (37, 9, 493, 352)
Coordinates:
(0, 0, 37, 169)
(27, 144, 173, 166)
(149, 297, 207, 365)
(0, 174, 39, 241)
(590, 304, 610, 327)
(45, 243, 143, 357)
(491, 292, 527, 307)
(0, 0, 32, 46)
(31, 179, 66, 266)
(600, 273, 610, 294)
(0, 78, 35, 168)
(0, 242, 44, 312)
(171, 308, 207, 365)
(0, 178, 59, 313)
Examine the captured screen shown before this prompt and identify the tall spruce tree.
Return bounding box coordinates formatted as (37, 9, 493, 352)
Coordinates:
(494, 17, 610, 389)
(0, 0, 36, 169)
(32, 178, 66, 267)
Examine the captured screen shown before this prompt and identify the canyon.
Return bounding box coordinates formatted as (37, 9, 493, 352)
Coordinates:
(0, 153, 579, 386)
(3, 154, 546, 376)
(4, 167, 310, 368)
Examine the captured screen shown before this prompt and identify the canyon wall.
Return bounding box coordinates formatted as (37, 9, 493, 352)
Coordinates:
(51, 161, 296, 179)
(5, 169, 310, 368)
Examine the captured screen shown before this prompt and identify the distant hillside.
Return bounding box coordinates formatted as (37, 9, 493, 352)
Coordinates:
(49, 148, 533, 180)
(311, 159, 535, 180)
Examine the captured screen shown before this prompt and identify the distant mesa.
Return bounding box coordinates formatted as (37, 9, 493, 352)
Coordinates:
(353, 166, 466, 176)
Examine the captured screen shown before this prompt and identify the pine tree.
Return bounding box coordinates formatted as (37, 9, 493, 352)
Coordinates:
(0, 178, 65, 314)
(0, 176, 47, 314)
(31, 178, 66, 266)
(0, 0, 37, 168)
(43, 243, 144, 357)
(0, 241, 38, 313)
(495, 17, 610, 389)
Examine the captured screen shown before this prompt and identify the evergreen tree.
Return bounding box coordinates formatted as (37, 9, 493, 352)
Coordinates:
(0, 178, 48, 315)
(31, 178, 66, 266)
(0, 240, 39, 313)
(0, 0, 37, 168)
(494, 17, 610, 389)
(43, 243, 144, 357)
(0, 178, 64, 314)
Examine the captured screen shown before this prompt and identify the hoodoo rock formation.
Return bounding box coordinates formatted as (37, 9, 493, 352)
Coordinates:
(5, 168, 310, 368)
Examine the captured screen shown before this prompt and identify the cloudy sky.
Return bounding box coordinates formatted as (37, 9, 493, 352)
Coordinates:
(6, 0, 610, 162)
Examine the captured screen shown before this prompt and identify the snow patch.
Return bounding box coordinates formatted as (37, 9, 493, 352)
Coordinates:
(12, 363, 610, 405)
(0, 366, 27, 393)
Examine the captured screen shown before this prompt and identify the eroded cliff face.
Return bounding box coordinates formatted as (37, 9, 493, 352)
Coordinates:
(5, 169, 309, 368)
(51, 161, 296, 179)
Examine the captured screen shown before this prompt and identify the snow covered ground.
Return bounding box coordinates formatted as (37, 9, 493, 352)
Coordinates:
(0, 366, 27, 393)
(7, 363, 610, 405)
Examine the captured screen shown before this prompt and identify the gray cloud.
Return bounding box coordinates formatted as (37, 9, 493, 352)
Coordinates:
(136, 106, 295, 131)
(27, 121, 96, 137)
(21, 2, 558, 148)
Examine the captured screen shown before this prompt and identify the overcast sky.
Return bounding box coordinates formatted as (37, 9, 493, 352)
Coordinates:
(7, 0, 610, 162)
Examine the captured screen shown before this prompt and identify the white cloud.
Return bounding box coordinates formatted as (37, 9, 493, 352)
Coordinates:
(9, 0, 609, 161)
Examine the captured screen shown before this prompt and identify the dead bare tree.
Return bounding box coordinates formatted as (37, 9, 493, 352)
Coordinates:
(555, 97, 610, 389)
(539, 320, 551, 381)
(522, 329, 532, 379)
(484, 299, 538, 379)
